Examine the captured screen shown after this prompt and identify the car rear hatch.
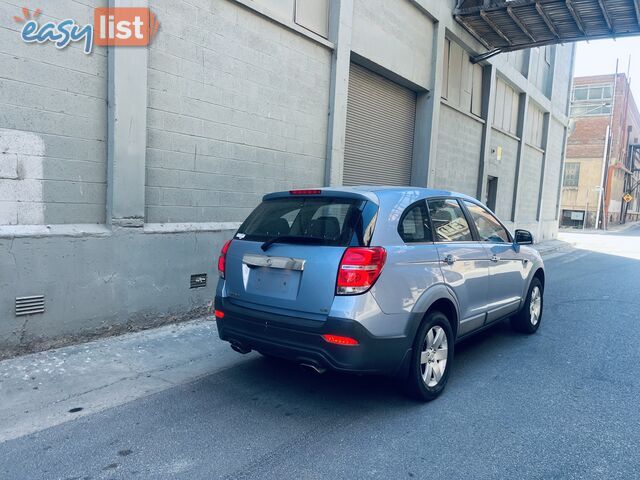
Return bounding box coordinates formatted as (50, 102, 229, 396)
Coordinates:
(223, 190, 378, 319)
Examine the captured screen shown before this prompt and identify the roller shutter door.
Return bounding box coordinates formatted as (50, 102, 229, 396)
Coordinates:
(343, 63, 416, 186)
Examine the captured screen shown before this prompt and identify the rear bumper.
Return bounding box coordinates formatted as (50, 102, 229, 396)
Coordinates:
(215, 297, 412, 376)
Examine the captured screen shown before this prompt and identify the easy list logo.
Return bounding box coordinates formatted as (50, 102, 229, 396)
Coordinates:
(14, 7, 160, 55)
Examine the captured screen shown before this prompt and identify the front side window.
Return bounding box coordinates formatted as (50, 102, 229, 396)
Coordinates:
(398, 201, 432, 243)
(427, 199, 473, 242)
(463, 201, 510, 243)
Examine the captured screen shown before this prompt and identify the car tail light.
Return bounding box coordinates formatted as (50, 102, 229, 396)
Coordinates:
(289, 189, 321, 195)
(336, 247, 386, 295)
(214, 309, 224, 319)
(322, 334, 359, 346)
(217, 239, 232, 278)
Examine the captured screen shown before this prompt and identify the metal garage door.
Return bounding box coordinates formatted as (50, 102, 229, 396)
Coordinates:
(343, 63, 417, 186)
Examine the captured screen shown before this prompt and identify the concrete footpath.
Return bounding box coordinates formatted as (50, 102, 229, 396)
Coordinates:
(0, 320, 251, 442)
(1, 228, 634, 444)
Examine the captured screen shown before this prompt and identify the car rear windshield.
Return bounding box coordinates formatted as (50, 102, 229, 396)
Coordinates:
(236, 197, 370, 246)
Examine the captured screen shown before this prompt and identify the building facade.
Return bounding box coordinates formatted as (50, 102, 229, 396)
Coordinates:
(561, 74, 640, 229)
(0, 0, 574, 355)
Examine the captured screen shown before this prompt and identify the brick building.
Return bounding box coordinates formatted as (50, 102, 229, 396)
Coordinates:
(0, 0, 574, 354)
(561, 73, 640, 228)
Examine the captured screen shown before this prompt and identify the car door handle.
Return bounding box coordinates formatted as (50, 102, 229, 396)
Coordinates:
(442, 254, 457, 265)
(490, 255, 500, 263)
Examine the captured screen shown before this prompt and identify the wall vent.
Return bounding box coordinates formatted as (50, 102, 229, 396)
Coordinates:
(15, 295, 45, 316)
(190, 274, 207, 289)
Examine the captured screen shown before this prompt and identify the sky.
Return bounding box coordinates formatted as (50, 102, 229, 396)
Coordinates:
(574, 37, 640, 102)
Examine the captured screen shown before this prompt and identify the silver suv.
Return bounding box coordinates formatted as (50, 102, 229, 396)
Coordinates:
(215, 187, 545, 401)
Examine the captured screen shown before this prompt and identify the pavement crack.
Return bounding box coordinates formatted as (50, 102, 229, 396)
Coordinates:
(50, 370, 174, 406)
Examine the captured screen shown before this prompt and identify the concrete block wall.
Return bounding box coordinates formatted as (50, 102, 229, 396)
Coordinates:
(551, 45, 573, 112)
(541, 118, 566, 221)
(517, 146, 544, 221)
(351, 0, 433, 89)
(433, 104, 483, 196)
(528, 47, 552, 97)
(488, 130, 519, 221)
(0, 227, 229, 359)
(145, 0, 331, 224)
(0, 0, 108, 225)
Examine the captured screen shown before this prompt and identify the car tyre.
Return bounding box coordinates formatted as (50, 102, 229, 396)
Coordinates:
(404, 311, 454, 402)
(511, 277, 543, 334)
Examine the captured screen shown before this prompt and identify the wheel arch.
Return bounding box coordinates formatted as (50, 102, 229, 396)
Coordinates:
(410, 284, 460, 340)
(533, 267, 545, 288)
(425, 298, 459, 339)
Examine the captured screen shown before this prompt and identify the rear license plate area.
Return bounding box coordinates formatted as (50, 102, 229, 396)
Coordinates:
(244, 267, 302, 300)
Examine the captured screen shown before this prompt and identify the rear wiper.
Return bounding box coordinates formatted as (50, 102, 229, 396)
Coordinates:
(261, 235, 325, 251)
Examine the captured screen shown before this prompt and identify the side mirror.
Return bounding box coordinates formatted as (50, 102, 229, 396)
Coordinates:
(514, 229, 534, 245)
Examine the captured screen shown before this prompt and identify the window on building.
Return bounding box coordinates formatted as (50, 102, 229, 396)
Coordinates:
(561, 209, 585, 228)
(256, 0, 329, 38)
(571, 83, 614, 117)
(493, 77, 519, 135)
(471, 63, 483, 116)
(573, 88, 588, 101)
(571, 103, 612, 117)
(572, 84, 613, 102)
(526, 103, 545, 148)
(294, 0, 329, 38)
(563, 162, 580, 188)
(442, 39, 450, 100)
(442, 39, 483, 117)
(505, 51, 526, 76)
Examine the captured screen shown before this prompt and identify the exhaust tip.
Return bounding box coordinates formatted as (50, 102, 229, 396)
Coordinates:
(230, 342, 251, 355)
(299, 363, 326, 374)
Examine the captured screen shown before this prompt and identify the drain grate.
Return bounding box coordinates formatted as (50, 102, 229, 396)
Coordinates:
(15, 295, 45, 316)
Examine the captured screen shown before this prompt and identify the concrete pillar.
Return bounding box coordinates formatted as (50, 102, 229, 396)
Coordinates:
(324, 0, 354, 187)
(106, 0, 149, 227)
(476, 64, 496, 200)
(511, 92, 529, 222)
(535, 47, 558, 233)
(423, 23, 446, 188)
(546, 45, 558, 101)
(535, 112, 552, 234)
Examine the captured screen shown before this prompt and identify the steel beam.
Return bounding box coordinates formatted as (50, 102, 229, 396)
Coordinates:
(507, 6, 536, 42)
(535, 1, 560, 38)
(597, 0, 613, 32)
(480, 10, 513, 46)
(565, 0, 586, 35)
(633, 0, 640, 27)
(454, 14, 492, 50)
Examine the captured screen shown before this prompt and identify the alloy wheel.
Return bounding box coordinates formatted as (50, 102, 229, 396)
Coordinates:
(530, 286, 542, 326)
(420, 325, 448, 387)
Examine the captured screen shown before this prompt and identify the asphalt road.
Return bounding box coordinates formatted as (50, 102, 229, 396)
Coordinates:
(2, 226, 640, 479)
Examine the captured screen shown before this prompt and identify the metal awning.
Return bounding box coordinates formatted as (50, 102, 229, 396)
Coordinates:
(455, 0, 640, 56)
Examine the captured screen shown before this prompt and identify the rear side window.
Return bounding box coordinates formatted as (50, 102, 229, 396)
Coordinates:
(236, 197, 367, 246)
(427, 199, 473, 242)
(398, 201, 432, 243)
